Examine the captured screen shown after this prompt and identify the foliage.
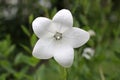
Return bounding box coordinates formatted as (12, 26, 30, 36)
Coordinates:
(0, 0, 120, 80)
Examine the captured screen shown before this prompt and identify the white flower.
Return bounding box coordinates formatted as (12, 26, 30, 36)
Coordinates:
(88, 30, 96, 36)
(82, 47, 95, 60)
(5, 0, 18, 5)
(32, 9, 90, 68)
(39, 0, 51, 8)
(3, 7, 18, 20)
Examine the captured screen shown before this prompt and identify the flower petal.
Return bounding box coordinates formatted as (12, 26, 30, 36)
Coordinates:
(32, 17, 51, 38)
(32, 38, 54, 59)
(54, 46, 74, 68)
(52, 9, 73, 27)
(63, 27, 90, 48)
(82, 53, 91, 60)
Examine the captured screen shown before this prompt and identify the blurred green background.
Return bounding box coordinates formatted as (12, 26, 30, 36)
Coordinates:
(0, 0, 120, 80)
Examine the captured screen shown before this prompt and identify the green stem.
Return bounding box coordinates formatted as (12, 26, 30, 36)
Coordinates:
(63, 68, 67, 80)
(60, 66, 68, 80)
(99, 66, 105, 80)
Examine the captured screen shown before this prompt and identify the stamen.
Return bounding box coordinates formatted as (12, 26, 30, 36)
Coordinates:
(54, 32, 62, 40)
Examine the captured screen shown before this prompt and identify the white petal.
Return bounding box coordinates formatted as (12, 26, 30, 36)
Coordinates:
(32, 38, 54, 59)
(52, 9, 73, 27)
(54, 46, 74, 68)
(63, 27, 90, 48)
(82, 53, 91, 60)
(32, 17, 51, 38)
(83, 48, 95, 56)
(88, 30, 96, 36)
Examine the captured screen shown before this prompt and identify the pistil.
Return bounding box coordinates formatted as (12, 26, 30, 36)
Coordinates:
(54, 32, 62, 40)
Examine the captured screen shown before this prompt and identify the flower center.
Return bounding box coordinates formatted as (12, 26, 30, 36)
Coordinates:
(54, 32, 62, 40)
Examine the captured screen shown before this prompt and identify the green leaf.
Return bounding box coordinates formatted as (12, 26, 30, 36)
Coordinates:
(4, 45, 15, 57)
(20, 44, 31, 54)
(50, 8, 57, 18)
(0, 73, 8, 80)
(0, 35, 15, 57)
(15, 53, 39, 67)
(112, 39, 120, 53)
(80, 14, 88, 25)
(21, 25, 31, 37)
(14, 53, 23, 64)
(74, 19, 80, 27)
(0, 60, 15, 74)
(14, 67, 28, 79)
(29, 14, 34, 24)
(30, 34, 37, 47)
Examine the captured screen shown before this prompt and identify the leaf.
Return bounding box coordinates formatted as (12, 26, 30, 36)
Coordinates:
(21, 25, 31, 37)
(20, 44, 31, 54)
(14, 53, 23, 64)
(15, 53, 39, 67)
(74, 19, 80, 27)
(28, 57, 39, 67)
(50, 8, 57, 18)
(30, 34, 37, 47)
(0, 35, 15, 57)
(14, 67, 28, 79)
(0, 60, 15, 74)
(4, 45, 15, 57)
(0, 73, 8, 80)
(80, 14, 88, 25)
(111, 39, 120, 53)
(29, 14, 34, 24)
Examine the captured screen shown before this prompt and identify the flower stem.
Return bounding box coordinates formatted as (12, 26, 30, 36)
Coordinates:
(60, 66, 68, 80)
(99, 66, 105, 80)
(63, 68, 67, 80)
